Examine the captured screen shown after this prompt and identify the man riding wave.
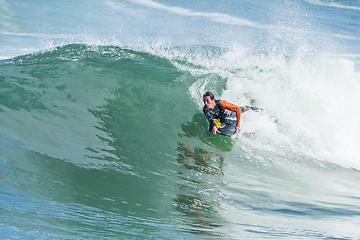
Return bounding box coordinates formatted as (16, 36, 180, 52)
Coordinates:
(203, 92, 259, 137)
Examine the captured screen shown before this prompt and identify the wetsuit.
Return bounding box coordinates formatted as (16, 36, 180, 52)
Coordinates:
(203, 100, 247, 137)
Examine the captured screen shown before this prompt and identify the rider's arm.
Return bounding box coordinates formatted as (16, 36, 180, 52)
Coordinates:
(219, 100, 242, 129)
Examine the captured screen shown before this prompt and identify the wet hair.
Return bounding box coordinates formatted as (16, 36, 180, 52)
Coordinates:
(203, 92, 215, 100)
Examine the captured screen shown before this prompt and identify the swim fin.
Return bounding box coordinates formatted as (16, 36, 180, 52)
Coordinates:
(246, 105, 262, 112)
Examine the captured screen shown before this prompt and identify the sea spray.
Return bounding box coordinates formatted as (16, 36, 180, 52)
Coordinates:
(186, 46, 360, 169)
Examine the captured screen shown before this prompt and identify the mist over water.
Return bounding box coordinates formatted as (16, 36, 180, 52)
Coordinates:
(1, 0, 360, 239)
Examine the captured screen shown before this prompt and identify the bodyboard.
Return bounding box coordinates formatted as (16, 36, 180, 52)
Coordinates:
(210, 134, 233, 151)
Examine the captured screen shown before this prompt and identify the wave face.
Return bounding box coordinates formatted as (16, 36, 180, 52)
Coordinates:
(1, 0, 360, 239)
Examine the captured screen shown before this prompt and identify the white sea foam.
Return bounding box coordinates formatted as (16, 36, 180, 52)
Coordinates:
(227, 51, 360, 168)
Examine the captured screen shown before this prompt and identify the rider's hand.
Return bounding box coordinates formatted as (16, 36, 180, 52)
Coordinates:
(211, 126, 220, 135)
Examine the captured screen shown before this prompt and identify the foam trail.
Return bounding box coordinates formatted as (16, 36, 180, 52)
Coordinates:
(127, 0, 258, 27)
(305, 0, 360, 11)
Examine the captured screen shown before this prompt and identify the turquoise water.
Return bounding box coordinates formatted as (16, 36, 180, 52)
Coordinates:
(2, 0, 360, 239)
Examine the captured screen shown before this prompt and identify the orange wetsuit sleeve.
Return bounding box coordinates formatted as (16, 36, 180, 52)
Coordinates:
(219, 100, 242, 128)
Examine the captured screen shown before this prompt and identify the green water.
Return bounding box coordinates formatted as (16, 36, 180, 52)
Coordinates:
(2, 44, 360, 239)
(0, 44, 231, 238)
(3, 0, 360, 237)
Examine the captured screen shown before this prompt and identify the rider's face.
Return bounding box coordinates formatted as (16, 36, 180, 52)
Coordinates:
(203, 96, 216, 109)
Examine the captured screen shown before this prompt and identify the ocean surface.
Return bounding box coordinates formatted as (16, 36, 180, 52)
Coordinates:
(1, 0, 360, 239)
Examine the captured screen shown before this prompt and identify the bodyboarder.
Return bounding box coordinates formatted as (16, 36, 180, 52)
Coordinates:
(203, 91, 259, 137)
